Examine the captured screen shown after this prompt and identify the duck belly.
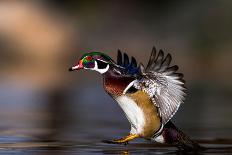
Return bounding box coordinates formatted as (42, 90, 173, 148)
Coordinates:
(116, 95, 145, 135)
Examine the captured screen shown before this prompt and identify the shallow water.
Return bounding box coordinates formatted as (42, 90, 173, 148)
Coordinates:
(0, 134, 232, 155)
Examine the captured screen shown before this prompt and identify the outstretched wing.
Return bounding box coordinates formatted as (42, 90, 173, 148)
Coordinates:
(134, 47, 186, 124)
(116, 50, 140, 76)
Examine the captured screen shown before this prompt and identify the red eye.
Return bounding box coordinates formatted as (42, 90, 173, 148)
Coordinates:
(86, 56, 92, 61)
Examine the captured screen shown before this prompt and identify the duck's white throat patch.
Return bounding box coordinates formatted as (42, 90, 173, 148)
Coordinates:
(116, 95, 145, 134)
(90, 61, 109, 74)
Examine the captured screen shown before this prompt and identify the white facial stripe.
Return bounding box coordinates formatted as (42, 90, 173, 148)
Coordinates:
(116, 95, 145, 134)
(91, 61, 109, 74)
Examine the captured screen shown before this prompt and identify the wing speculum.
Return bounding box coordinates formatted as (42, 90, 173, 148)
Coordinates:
(116, 50, 139, 76)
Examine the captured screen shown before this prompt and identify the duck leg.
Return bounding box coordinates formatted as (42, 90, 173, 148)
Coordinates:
(102, 134, 139, 145)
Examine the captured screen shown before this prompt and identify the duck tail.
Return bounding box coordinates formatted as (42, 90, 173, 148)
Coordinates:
(154, 121, 205, 151)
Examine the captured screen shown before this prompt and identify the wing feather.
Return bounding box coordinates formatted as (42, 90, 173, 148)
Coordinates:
(117, 50, 123, 65)
(116, 50, 140, 76)
(131, 57, 137, 68)
(146, 46, 156, 70)
(160, 53, 171, 72)
(153, 50, 164, 71)
(133, 47, 186, 124)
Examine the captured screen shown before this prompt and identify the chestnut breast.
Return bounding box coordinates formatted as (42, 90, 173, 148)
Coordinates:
(104, 75, 134, 96)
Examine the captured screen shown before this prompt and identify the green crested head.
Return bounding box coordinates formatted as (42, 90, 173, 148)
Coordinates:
(69, 52, 115, 74)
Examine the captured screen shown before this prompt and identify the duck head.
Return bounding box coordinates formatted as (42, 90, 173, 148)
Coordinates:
(69, 52, 115, 74)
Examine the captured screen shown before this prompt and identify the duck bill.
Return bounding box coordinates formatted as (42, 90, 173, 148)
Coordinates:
(69, 61, 84, 71)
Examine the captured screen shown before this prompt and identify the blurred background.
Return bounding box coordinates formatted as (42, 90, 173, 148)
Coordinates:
(0, 0, 232, 153)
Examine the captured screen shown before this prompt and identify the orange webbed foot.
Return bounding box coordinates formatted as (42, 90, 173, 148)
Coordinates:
(102, 134, 139, 145)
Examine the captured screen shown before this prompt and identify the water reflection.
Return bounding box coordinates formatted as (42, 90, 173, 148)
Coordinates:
(0, 137, 232, 155)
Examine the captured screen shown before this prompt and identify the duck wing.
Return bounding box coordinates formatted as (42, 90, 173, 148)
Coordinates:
(133, 47, 186, 124)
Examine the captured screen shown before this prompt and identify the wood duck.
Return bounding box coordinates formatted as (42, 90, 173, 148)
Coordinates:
(69, 47, 201, 150)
